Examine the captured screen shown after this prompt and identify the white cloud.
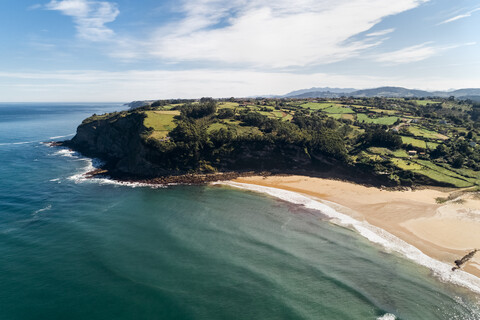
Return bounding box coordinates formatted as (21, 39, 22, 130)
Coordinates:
(375, 42, 475, 64)
(1, 68, 477, 102)
(145, 0, 428, 68)
(366, 28, 395, 37)
(375, 42, 437, 64)
(439, 7, 480, 25)
(45, 0, 119, 41)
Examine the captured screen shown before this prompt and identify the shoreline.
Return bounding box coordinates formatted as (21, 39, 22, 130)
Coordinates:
(225, 175, 480, 294)
(51, 144, 480, 294)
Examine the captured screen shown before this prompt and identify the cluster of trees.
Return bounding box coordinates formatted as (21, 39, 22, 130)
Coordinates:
(151, 99, 195, 107)
(361, 128, 402, 149)
(178, 99, 217, 119)
(430, 139, 479, 170)
(144, 102, 348, 172)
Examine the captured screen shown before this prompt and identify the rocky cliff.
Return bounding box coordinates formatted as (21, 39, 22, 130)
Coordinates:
(64, 112, 173, 177)
(63, 111, 318, 179)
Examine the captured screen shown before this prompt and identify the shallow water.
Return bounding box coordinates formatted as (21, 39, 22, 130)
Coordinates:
(0, 103, 479, 319)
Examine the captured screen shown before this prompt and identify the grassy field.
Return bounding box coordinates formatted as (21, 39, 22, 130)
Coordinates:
(144, 111, 179, 139)
(258, 111, 277, 118)
(414, 100, 439, 106)
(368, 147, 393, 155)
(218, 102, 239, 108)
(390, 157, 475, 187)
(416, 169, 473, 187)
(392, 149, 408, 158)
(161, 103, 183, 110)
(369, 108, 398, 115)
(207, 122, 228, 133)
(327, 114, 342, 119)
(447, 166, 480, 180)
(369, 147, 410, 159)
(357, 114, 399, 125)
(391, 158, 423, 170)
(425, 141, 439, 150)
(368, 145, 478, 187)
(300, 102, 340, 110)
(415, 159, 471, 180)
(401, 136, 427, 148)
(258, 110, 289, 120)
(408, 125, 448, 140)
(323, 106, 355, 114)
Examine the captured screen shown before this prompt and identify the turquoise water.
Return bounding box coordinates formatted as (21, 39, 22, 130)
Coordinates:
(0, 103, 479, 319)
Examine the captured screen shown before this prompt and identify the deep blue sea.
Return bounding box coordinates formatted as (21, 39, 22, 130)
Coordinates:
(0, 103, 479, 319)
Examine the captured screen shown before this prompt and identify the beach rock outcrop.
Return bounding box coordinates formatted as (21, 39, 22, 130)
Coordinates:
(452, 249, 478, 271)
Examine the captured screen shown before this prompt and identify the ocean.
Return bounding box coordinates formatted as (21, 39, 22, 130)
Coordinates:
(0, 103, 479, 319)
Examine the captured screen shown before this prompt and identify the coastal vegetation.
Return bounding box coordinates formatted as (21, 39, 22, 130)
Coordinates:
(67, 97, 480, 187)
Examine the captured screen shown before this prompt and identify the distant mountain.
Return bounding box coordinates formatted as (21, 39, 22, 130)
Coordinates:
(461, 95, 480, 102)
(283, 86, 480, 99)
(450, 89, 480, 96)
(349, 87, 432, 98)
(287, 91, 346, 98)
(284, 87, 356, 96)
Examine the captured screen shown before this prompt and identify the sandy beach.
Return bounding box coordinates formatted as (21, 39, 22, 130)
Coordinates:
(233, 175, 480, 278)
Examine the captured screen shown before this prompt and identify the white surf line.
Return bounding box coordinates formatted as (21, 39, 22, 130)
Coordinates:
(48, 133, 75, 140)
(33, 204, 52, 216)
(0, 133, 74, 146)
(0, 140, 40, 146)
(60, 152, 167, 189)
(217, 181, 480, 295)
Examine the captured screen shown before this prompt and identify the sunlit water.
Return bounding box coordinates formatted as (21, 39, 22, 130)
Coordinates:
(0, 103, 479, 319)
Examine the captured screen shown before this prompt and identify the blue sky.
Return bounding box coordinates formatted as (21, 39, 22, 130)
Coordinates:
(0, 0, 479, 101)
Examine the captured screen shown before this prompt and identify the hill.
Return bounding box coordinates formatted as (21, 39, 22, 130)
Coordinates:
(284, 86, 480, 99)
(63, 97, 480, 188)
(349, 87, 432, 98)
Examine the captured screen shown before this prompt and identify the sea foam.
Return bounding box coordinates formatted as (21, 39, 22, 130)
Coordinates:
(377, 314, 396, 320)
(51, 147, 166, 189)
(48, 133, 75, 140)
(219, 181, 480, 295)
(33, 204, 52, 216)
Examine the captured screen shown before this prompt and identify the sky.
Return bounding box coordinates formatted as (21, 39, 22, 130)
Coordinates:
(0, 0, 479, 101)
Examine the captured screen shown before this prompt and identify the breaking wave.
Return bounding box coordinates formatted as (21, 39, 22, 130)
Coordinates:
(219, 181, 480, 296)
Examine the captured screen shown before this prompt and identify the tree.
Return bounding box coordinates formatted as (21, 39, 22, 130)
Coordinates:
(362, 128, 402, 149)
(217, 108, 235, 119)
(452, 155, 464, 168)
(430, 144, 448, 158)
(181, 101, 217, 119)
(151, 100, 165, 107)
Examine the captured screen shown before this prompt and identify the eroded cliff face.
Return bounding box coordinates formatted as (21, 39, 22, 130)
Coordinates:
(65, 112, 172, 177)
